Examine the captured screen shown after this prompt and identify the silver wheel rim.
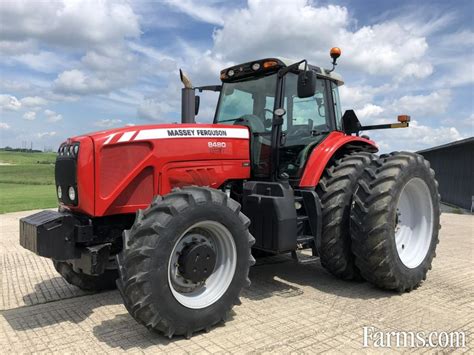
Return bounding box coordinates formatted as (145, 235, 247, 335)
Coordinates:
(395, 177, 433, 268)
(168, 221, 237, 309)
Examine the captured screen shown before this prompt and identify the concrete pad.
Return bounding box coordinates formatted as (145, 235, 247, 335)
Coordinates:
(0, 211, 472, 353)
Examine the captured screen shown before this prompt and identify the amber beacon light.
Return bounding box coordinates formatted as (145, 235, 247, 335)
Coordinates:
(330, 47, 342, 60)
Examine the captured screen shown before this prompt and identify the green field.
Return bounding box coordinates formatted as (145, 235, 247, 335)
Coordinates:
(0, 151, 56, 165)
(0, 151, 58, 213)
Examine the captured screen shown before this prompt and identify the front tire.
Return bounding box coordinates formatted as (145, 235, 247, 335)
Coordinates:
(350, 152, 440, 292)
(117, 187, 255, 338)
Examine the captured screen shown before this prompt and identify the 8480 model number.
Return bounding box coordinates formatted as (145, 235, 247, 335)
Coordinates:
(208, 142, 226, 148)
(208, 141, 226, 153)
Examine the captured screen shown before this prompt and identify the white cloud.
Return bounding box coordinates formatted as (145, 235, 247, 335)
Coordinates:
(0, 1, 142, 96)
(44, 109, 63, 122)
(339, 85, 377, 110)
(445, 113, 474, 135)
(0, 80, 31, 92)
(0, 95, 21, 111)
(53, 47, 138, 95)
(138, 97, 177, 121)
(0, 122, 11, 130)
(399, 63, 433, 80)
(164, 0, 226, 26)
(208, 0, 433, 79)
(94, 119, 122, 127)
(0, 39, 35, 55)
(435, 60, 474, 88)
(0, 1, 140, 49)
(10, 51, 73, 73)
(23, 111, 36, 121)
(392, 90, 451, 116)
(20, 96, 48, 108)
(37, 131, 57, 138)
(357, 104, 385, 120)
(369, 120, 464, 152)
(53, 69, 111, 95)
(437, 30, 474, 47)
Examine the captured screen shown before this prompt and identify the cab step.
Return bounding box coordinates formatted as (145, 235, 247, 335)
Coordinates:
(291, 250, 320, 264)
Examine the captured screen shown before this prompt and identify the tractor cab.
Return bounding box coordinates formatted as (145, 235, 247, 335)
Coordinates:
(214, 57, 344, 181)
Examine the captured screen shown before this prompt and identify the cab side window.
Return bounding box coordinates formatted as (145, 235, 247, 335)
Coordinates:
(331, 82, 342, 130)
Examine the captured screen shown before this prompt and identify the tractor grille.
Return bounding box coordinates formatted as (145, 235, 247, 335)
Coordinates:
(55, 143, 79, 206)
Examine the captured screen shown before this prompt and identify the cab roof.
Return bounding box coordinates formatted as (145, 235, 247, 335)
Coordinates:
(220, 57, 344, 86)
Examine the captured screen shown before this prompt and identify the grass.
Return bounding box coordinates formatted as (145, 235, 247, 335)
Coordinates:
(0, 151, 57, 165)
(0, 151, 57, 213)
(0, 165, 55, 185)
(0, 183, 57, 214)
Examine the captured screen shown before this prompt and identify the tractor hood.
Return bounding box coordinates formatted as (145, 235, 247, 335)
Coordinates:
(63, 124, 251, 216)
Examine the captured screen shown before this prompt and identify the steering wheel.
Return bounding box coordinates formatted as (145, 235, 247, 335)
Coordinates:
(263, 108, 273, 116)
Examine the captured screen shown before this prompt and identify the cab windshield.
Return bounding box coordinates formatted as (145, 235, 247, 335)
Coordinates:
(214, 72, 331, 177)
(215, 72, 330, 140)
(215, 74, 277, 133)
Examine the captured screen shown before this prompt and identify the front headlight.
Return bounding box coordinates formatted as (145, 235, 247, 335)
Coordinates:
(57, 186, 62, 199)
(68, 186, 76, 201)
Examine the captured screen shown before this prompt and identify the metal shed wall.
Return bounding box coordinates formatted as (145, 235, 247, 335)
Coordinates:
(418, 138, 473, 210)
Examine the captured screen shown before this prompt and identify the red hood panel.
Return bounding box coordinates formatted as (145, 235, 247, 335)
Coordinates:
(71, 124, 251, 216)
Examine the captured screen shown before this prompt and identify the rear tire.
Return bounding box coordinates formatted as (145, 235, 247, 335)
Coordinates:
(53, 260, 118, 291)
(117, 187, 255, 338)
(316, 151, 377, 280)
(350, 152, 440, 292)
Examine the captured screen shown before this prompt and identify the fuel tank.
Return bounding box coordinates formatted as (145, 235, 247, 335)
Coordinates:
(62, 124, 251, 217)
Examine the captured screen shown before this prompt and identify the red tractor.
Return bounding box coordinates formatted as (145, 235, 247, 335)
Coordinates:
(20, 49, 440, 338)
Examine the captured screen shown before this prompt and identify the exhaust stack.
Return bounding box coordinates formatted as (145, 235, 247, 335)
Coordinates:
(180, 69, 195, 124)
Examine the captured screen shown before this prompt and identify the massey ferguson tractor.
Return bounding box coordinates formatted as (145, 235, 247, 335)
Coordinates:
(19, 48, 440, 338)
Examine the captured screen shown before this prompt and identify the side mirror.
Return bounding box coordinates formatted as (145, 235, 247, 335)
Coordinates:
(342, 110, 362, 134)
(297, 70, 316, 98)
(195, 95, 200, 116)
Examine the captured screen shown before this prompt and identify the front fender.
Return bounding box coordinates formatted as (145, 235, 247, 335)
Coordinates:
(299, 131, 378, 188)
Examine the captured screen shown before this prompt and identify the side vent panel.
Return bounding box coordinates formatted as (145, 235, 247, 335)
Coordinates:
(110, 167, 154, 209)
(99, 143, 151, 198)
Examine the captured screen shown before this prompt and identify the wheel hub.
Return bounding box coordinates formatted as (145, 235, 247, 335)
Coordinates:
(394, 177, 434, 268)
(168, 221, 237, 309)
(178, 241, 217, 283)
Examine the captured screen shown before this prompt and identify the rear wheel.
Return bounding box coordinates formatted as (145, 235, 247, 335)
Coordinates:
(117, 187, 255, 338)
(53, 260, 118, 291)
(350, 152, 440, 292)
(315, 151, 377, 280)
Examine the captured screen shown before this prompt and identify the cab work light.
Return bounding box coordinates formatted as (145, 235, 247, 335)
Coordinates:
(263, 60, 278, 69)
(251, 62, 261, 71)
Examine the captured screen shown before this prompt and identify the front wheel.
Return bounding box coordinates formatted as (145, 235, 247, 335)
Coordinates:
(117, 187, 255, 338)
(350, 152, 440, 292)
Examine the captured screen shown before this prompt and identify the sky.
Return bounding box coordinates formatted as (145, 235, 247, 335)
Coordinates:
(0, 0, 472, 152)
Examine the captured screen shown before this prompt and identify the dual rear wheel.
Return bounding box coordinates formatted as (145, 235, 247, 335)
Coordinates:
(350, 152, 440, 292)
(317, 151, 440, 292)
